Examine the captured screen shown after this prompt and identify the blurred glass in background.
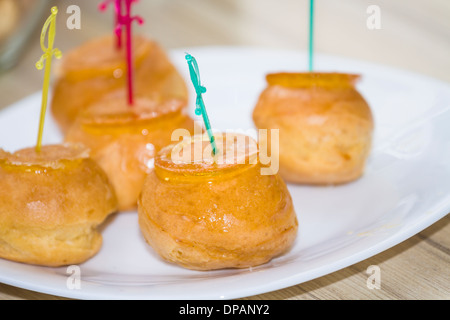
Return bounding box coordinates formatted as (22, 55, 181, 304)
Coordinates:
(0, 0, 48, 73)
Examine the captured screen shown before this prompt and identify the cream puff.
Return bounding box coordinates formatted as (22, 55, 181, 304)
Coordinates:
(0, 144, 117, 267)
(253, 72, 374, 185)
(138, 133, 298, 270)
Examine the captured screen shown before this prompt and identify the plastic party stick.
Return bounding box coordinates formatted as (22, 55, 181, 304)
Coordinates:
(35, 6, 62, 152)
(185, 54, 218, 156)
(309, 0, 315, 72)
(100, 0, 144, 105)
(99, 0, 123, 49)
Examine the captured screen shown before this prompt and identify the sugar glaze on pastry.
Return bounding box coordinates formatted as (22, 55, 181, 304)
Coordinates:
(0, 144, 117, 267)
(138, 133, 298, 271)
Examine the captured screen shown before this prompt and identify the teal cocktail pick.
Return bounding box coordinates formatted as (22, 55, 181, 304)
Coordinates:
(309, 0, 315, 72)
(185, 53, 218, 155)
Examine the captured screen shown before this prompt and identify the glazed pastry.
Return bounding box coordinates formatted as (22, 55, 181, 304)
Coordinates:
(51, 35, 188, 133)
(65, 89, 194, 211)
(253, 72, 374, 185)
(0, 144, 117, 267)
(138, 133, 298, 271)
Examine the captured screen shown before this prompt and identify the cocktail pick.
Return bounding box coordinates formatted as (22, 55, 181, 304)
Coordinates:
(35, 6, 62, 153)
(308, 0, 315, 72)
(99, 0, 123, 49)
(99, 0, 144, 106)
(122, 0, 144, 106)
(185, 53, 218, 156)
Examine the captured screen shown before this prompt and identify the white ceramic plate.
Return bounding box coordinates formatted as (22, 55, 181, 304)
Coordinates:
(0, 47, 449, 300)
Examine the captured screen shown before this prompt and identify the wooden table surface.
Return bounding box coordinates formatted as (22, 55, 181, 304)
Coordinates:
(0, 0, 448, 300)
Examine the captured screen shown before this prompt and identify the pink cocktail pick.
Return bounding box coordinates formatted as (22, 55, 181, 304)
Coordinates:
(99, 0, 144, 106)
(99, 0, 123, 49)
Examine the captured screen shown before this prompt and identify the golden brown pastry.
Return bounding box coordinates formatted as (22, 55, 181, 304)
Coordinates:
(253, 72, 374, 185)
(65, 89, 194, 211)
(51, 35, 188, 134)
(138, 133, 298, 271)
(0, 144, 117, 267)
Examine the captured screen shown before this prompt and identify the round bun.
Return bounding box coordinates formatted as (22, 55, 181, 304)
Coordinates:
(65, 90, 194, 211)
(51, 35, 188, 133)
(138, 133, 298, 270)
(0, 144, 117, 267)
(253, 72, 374, 185)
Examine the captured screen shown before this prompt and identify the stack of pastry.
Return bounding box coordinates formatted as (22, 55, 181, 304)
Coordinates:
(65, 89, 194, 211)
(51, 35, 189, 134)
(51, 35, 194, 210)
(138, 133, 298, 270)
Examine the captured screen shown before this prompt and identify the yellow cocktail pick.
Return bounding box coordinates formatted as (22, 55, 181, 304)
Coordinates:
(35, 6, 62, 152)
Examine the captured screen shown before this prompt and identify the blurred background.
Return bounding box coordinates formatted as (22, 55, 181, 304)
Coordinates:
(0, 0, 449, 109)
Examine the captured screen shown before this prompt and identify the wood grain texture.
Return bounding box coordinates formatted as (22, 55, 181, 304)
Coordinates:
(0, 0, 448, 300)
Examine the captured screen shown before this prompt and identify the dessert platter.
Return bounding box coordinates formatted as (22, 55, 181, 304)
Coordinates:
(0, 3, 449, 300)
(0, 46, 449, 300)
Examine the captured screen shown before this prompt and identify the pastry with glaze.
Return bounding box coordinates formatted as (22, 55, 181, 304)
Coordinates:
(138, 133, 298, 270)
(253, 72, 374, 185)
